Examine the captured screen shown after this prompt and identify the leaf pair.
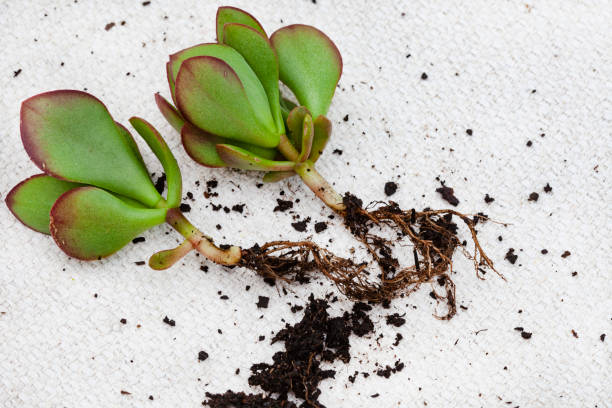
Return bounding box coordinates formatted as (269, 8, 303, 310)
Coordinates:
(7, 91, 181, 260)
(157, 6, 341, 179)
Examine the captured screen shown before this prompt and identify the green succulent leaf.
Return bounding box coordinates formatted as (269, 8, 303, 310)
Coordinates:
(182, 122, 277, 168)
(286, 106, 310, 149)
(6, 174, 82, 234)
(50, 186, 167, 260)
(223, 23, 284, 133)
(262, 171, 295, 183)
(309, 115, 332, 162)
(216, 6, 266, 43)
(271, 25, 342, 118)
(175, 54, 279, 148)
(154, 93, 185, 133)
(169, 43, 276, 138)
(216, 144, 295, 171)
(21, 90, 162, 207)
(297, 113, 314, 162)
(280, 96, 298, 121)
(129, 117, 182, 208)
(116, 122, 146, 167)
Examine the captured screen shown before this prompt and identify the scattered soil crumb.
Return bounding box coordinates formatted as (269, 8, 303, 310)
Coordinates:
(13, 69, 22, 77)
(571, 330, 578, 338)
(198, 351, 209, 361)
(528, 192, 539, 202)
(273, 199, 293, 212)
(385, 313, 406, 327)
(544, 183, 552, 193)
(484, 194, 495, 204)
(120, 390, 131, 395)
(153, 173, 166, 194)
(256, 296, 269, 309)
(291, 217, 310, 232)
(561, 250, 571, 258)
(436, 182, 459, 206)
(384, 181, 398, 196)
(332, 149, 343, 155)
(343, 114, 349, 122)
(132, 237, 145, 244)
(466, 129, 473, 136)
(505, 248, 518, 264)
(376, 360, 405, 378)
(105, 22, 116, 31)
(163, 316, 175, 327)
(179, 203, 191, 212)
(314, 222, 327, 233)
(421, 72, 428, 80)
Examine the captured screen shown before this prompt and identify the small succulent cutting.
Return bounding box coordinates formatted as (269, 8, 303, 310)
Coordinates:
(155, 6, 498, 312)
(7, 90, 240, 269)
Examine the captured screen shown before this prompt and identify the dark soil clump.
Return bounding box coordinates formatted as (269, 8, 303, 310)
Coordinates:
(204, 295, 374, 407)
(384, 181, 398, 196)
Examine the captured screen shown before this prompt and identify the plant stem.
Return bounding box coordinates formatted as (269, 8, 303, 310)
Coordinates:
(278, 134, 346, 212)
(294, 160, 346, 212)
(165, 207, 241, 265)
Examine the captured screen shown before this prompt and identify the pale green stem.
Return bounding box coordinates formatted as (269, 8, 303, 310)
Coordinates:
(278, 134, 346, 212)
(165, 207, 241, 265)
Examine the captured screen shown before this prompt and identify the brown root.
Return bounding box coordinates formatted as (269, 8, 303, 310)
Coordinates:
(239, 193, 500, 319)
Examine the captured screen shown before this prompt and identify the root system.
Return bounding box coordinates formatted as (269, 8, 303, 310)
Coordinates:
(239, 193, 500, 320)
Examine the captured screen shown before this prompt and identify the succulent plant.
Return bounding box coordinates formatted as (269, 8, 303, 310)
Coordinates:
(156, 6, 346, 211)
(7, 90, 240, 269)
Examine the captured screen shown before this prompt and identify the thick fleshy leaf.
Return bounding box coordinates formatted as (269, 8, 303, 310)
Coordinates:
(21, 90, 162, 207)
(129, 117, 182, 208)
(309, 115, 332, 162)
(263, 171, 295, 183)
(216, 6, 266, 43)
(175, 56, 278, 148)
(286, 106, 310, 149)
(223, 23, 283, 132)
(154, 93, 185, 133)
(6, 174, 82, 234)
(216, 144, 295, 171)
(271, 25, 342, 118)
(297, 114, 314, 162)
(181, 122, 276, 168)
(116, 122, 145, 167)
(280, 96, 297, 121)
(169, 44, 275, 135)
(50, 187, 167, 260)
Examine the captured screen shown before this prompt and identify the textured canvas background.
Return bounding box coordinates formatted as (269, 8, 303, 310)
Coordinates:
(0, 1, 610, 407)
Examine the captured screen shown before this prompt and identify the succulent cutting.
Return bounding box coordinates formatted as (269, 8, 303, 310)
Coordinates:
(7, 90, 240, 269)
(155, 6, 498, 311)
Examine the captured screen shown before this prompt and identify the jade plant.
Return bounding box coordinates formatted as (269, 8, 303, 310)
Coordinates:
(155, 6, 497, 306)
(7, 90, 240, 269)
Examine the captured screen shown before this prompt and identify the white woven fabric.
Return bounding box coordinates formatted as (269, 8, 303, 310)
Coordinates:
(1, 1, 610, 406)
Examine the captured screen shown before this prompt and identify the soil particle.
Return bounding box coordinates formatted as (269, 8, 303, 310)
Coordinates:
(204, 295, 374, 407)
(142, 0, 151, 5)
(120, 390, 131, 395)
(179, 203, 191, 213)
(314, 222, 327, 233)
(544, 183, 552, 193)
(153, 173, 166, 194)
(505, 248, 518, 264)
(521, 331, 532, 339)
(384, 181, 398, 196)
(120, 318, 127, 324)
(376, 360, 405, 378)
(132, 237, 145, 244)
(198, 351, 209, 361)
(466, 128, 473, 136)
(13, 69, 22, 77)
(436, 182, 459, 206)
(104, 22, 116, 31)
(541, 249, 548, 254)
(526, 140, 533, 147)
(385, 313, 406, 327)
(343, 114, 349, 122)
(273, 199, 293, 212)
(232, 204, 245, 213)
(291, 217, 310, 232)
(256, 296, 269, 309)
(484, 194, 495, 204)
(421, 72, 428, 80)
(528, 192, 539, 202)
(601, 334, 606, 342)
(571, 330, 579, 338)
(561, 250, 571, 258)
(393, 333, 403, 346)
(162, 316, 175, 327)
(134, 261, 145, 266)
(332, 149, 343, 155)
